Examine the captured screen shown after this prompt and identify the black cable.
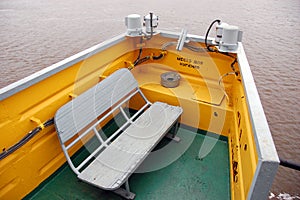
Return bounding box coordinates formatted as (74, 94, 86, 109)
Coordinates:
(218, 52, 239, 75)
(230, 58, 238, 76)
(153, 53, 164, 60)
(280, 158, 300, 171)
(150, 12, 153, 38)
(0, 117, 54, 160)
(134, 51, 165, 66)
(133, 36, 144, 66)
(205, 19, 221, 52)
(135, 56, 150, 66)
(44, 118, 54, 127)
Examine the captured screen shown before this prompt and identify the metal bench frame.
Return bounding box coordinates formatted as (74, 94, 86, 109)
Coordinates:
(54, 68, 182, 199)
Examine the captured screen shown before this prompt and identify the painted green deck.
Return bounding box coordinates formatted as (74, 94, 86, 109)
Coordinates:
(25, 119, 230, 200)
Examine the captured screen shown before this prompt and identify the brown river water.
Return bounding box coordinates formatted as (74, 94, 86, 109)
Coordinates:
(0, 0, 299, 196)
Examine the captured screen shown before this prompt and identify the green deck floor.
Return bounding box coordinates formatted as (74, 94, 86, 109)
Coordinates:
(25, 122, 230, 200)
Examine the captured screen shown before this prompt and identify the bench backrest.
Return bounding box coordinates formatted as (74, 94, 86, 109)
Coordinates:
(55, 68, 138, 143)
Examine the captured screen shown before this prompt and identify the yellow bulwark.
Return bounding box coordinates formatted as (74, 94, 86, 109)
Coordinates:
(0, 33, 276, 200)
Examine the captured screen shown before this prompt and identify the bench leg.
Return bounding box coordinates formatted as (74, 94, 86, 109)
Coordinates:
(166, 120, 181, 143)
(113, 180, 136, 199)
(166, 133, 181, 142)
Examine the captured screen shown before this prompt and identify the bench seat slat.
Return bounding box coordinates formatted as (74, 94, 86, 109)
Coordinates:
(78, 102, 182, 190)
(55, 69, 138, 143)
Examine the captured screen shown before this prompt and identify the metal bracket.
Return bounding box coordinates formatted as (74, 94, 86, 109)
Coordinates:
(30, 117, 44, 129)
(166, 133, 181, 143)
(166, 120, 181, 142)
(176, 29, 188, 51)
(69, 93, 78, 98)
(113, 180, 136, 199)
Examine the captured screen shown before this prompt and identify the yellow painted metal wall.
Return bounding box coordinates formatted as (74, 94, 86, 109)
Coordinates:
(0, 38, 135, 199)
(0, 35, 258, 199)
(228, 67, 258, 200)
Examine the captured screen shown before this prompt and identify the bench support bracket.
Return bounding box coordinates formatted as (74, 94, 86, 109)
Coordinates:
(113, 180, 135, 199)
(166, 133, 181, 143)
(165, 120, 181, 143)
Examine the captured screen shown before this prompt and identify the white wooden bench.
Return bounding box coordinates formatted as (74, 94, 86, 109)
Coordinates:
(54, 68, 183, 199)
